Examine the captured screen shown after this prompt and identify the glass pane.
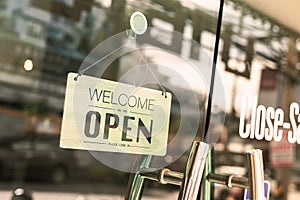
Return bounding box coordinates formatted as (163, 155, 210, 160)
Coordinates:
(0, 0, 222, 199)
(215, 1, 300, 199)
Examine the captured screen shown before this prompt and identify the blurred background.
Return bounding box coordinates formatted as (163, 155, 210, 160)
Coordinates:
(0, 0, 300, 199)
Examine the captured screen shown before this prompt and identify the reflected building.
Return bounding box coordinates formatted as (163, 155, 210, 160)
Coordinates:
(0, 0, 102, 136)
(0, 0, 100, 112)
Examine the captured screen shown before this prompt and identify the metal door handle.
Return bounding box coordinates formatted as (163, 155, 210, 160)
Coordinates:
(247, 149, 265, 200)
(178, 141, 210, 200)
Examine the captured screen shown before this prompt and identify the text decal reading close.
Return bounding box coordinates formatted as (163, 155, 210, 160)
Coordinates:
(239, 93, 300, 144)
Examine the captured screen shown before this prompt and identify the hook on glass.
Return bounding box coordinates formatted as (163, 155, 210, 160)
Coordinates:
(130, 11, 148, 36)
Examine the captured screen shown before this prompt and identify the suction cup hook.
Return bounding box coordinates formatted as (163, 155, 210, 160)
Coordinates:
(130, 11, 148, 36)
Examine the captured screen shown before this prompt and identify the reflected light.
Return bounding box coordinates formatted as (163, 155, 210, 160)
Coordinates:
(14, 188, 24, 196)
(23, 59, 33, 71)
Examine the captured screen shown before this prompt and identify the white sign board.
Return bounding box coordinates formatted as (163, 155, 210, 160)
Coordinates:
(60, 73, 172, 156)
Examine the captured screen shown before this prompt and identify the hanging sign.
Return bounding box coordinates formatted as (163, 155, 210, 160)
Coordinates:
(60, 73, 172, 156)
